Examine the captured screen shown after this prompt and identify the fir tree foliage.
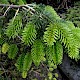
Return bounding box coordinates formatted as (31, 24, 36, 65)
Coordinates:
(22, 53, 32, 78)
(43, 6, 61, 21)
(1, 3, 80, 78)
(15, 53, 25, 72)
(53, 41, 63, 65)
(44, 23, 58, 46)
(6, 14, 23, 38)
(55, 21, 79, 59)
(31, 40, 45, 66)
(15, 53, 32, 78)
(46, 41, 63, 66)
(22, 22, 37, 45)
(8, 44, 18, 59)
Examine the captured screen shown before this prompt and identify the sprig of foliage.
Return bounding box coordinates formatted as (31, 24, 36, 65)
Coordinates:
(56, 21, 79, 59)
(6, 14, 23, 38)
(15, 53, 25, 72)
(31, 40, 45, 66)
(22, 53, 32, 78)
(53, 41, 63, 65)
(43, 23, 58, 46)
(2, 42, 9, 54)
(46, 41, 63, 66)
(8, 44, 18, 59)
(22, 22, 37, 45)
(43, 6, 61, 21)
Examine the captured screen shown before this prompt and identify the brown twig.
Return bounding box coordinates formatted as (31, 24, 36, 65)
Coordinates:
(12, 8, 19, 22)
(58, 0, 68, 9)
(0, 4, 35, 12)
(3, 6, 11, 16)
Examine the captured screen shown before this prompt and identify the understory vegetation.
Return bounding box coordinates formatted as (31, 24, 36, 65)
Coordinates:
(0, 0, 80, 80)
(65, 1, 80, 27)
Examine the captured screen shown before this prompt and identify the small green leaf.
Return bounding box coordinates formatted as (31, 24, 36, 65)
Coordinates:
(49, 68, 54, 71)
(48, 72, 53, 80)
(2, 43, 9, 54)
(53, 78, 57, 80)
(54, 73, 58, 78)
(22, 71, 27, 78)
